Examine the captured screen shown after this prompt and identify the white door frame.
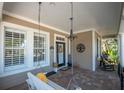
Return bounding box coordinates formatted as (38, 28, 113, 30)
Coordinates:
(54, 34, 68, 69)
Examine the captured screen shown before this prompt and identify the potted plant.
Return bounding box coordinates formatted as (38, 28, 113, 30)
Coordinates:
(53, 63, 58, 72)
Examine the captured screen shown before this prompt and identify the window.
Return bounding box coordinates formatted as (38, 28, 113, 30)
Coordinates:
(33, 32, 47, 66)
(0, 23, 50, 77)
(4, 27, 25, 68)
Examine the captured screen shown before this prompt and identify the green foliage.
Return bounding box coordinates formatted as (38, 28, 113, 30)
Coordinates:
(102, 38, 118, 64)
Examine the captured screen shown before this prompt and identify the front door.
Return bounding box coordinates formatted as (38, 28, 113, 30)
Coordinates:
(56, 42, 65, 67)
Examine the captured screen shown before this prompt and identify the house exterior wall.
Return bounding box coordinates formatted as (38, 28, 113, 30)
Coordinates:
(0, 14, 102, 89)
(73, 31, 93, 70)
(73, 31, 101, 71)
(0, 14, 69, 89)
(2, 14, 69, 67)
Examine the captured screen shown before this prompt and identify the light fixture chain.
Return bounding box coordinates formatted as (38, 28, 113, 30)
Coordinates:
(38, 2, 42, 64)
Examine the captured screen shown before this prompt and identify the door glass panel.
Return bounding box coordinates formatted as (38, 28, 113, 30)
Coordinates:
(58, 44, 64, 64)
(56, 42, 65, 67)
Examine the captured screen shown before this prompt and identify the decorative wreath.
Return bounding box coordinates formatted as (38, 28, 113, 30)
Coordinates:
(76, 43, 85, 53)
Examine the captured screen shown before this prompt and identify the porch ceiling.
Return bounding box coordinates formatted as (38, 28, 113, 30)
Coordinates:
(3, 2, 122, 37)
(0, 2, 3, 21)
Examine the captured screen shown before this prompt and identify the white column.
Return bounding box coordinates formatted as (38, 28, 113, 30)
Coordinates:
(25, 30, 34, 68)
(92, 30, 96, 71)
(119, 34, 124, 67)
(119, 18, 124, 67)
(0, 3, 3, 73)
(0, 23, 4, 74)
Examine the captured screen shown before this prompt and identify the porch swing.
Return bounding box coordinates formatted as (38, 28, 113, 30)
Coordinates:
(26, 2, 81, 90)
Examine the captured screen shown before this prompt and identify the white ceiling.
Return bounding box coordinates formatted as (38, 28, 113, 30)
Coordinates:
(0, 2, 3, 21)
(3, 2, 122, 37)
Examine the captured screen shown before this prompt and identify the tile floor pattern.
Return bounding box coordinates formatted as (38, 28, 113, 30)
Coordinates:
(48, 67, 120, 90)
(7, 67, 120, 90)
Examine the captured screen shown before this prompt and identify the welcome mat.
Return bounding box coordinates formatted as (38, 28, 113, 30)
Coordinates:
(61, 67, 71, 71)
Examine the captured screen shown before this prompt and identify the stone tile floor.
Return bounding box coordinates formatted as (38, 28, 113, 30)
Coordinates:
(7, 66, 120, 90)
(48, 67, 120, 90)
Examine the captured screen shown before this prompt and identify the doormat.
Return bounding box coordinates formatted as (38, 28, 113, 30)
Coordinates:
(46, 71, 56, 77)
(61, 67, 71, 71)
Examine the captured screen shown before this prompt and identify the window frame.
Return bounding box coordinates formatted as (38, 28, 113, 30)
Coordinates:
(0, 22, 50, 77)
(33, 32, 47, 66)
(33, 30, 50, 67)
(4, 27, 26, 72)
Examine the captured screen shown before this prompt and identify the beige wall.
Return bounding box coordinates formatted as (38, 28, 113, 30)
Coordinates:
(73, 31, 93, 70)
(2, 14, 102, 70)
(73, 31, 102, 70)
(1, 14, 102, 89)
(0, 14, 69, 89)
(2, 14, 69, 66)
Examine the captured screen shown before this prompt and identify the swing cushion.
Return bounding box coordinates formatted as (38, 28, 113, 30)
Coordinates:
(36, 73, 48, 83)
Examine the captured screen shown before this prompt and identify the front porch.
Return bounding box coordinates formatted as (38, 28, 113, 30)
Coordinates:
(0, 2, 123, 90)
(7, 66, 120, 90)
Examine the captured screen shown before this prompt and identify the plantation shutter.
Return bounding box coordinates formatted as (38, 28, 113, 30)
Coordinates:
(4, 27, 25, 67)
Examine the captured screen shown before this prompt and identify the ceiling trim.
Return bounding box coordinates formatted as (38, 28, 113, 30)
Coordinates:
(74, 28, 101, 37)
(117, 3, 123, 36)
(102, 34, 117, 38)
(118, 31, 124, 35)
(74, 28, 96, 34)
(3, 10, 69, 35)
(2, 10, 102, 37)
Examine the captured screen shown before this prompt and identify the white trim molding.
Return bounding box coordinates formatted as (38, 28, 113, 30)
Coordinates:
(54, 34, 68, 69)
(3, 10, 69, 35)
(74, 28, 102, 37)
(3, 10, 102, 37)
(74, 28, 96, 34)
(119, 34, 124, 67)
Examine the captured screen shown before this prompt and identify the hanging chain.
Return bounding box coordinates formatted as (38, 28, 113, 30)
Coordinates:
(67, 2, 74, 89)
(70, 2, 73, 38)
(37, 2, 42, 65)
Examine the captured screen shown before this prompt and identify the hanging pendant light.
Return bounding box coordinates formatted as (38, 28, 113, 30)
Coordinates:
(68, 2, 76, 41)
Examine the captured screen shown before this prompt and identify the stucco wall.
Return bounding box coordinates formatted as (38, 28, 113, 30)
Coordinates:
(73, 31, 101, 70)
(73, 31, 93, 70)
(0, 14, 69, 89)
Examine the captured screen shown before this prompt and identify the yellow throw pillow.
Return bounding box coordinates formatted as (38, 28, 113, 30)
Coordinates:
(36, 73, 48, 83)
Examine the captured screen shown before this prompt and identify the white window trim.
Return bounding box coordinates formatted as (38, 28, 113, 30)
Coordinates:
(4, 27, 26, 71)
(54, 34, 68, 69)
(33, 30, 50, 67)
(92, 30, 96, 71)
(0, 22, 50, 77)
(33, 32, 49, 67)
